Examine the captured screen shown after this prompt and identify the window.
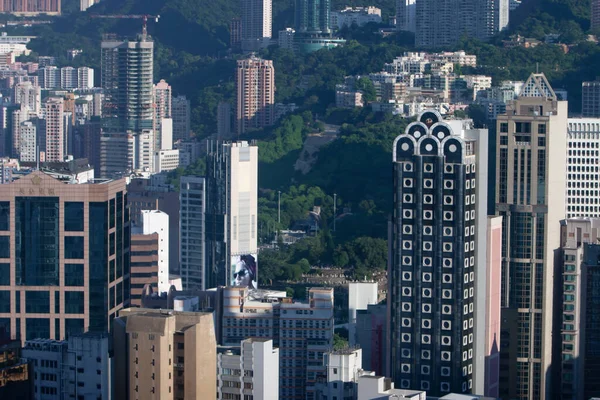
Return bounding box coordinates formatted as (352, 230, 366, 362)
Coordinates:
(0, 236, 9, 258)
(26, 291, 49, 313)
(0, 202, 8, 231)
(64, 237, 84, 259)
(64, 264, 84, 286)
(500, 123, 508, 133)
(515, 122, 531, 133)
(65, 292, 84, 314)
(538, 124, 546, 134)
(64, 202, 84, 231)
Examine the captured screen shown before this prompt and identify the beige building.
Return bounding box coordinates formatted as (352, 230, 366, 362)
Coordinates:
(112, 308, 216, 400)
(0, 170, 130, 342)
(495, 73, 568, 400)
(235, 55, 275, 136)
(45, 97, 65, 162)
(130, 233, 159, 307)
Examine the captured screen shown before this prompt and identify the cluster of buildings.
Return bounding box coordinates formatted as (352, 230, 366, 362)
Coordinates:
(0, 31, 193, 180)
(336, 51, 488, 116)
(0, 0, 60, 15)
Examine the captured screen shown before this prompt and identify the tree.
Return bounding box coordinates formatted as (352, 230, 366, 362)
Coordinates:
(355, 76, 377, 103)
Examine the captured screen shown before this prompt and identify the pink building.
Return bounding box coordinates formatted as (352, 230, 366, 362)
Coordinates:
(484, 216, 502, 397)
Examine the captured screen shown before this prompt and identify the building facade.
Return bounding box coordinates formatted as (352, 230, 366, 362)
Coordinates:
(112, 308, 217, 400)
(130, 232, 159, 307)
(172, 96, 191, 142)
(0, 171, 130, 342)
(221, 287, 334, 400)
(315, 348, 364, 400)
(217, 338, 279, 400)
(582, 81, 600, 118)
(557, 218, 600, 400)
(414, 0, 508, 48)
(389, 110, 488, 396)
(235, 55, 275, 136)
(44, 97, 65, 163)
(495, 73, 568, 400)
(566, 118, 600, 218)
(153, 79, 172, 151)
(179, 176, 206, 291)
(204, 141, 258, 290)
(241, 0, 272, 50)
(100, 35, 154, 177)
(593, 0, 600, 31)
(396, 0, 416, 32)
(0, 0, 61, 15)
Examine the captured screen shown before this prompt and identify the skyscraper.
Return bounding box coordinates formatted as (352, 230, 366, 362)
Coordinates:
(153, 79, 172, 151)
(172, 95, 191, 142)
(44, 97, 65, 162)
(203, 141, 258, 290)
(13, 82, 41, 114)
(396, 0, 416, 32)
(235, 55, 275, 136)
(414, 0, 508, 48)
(593, 0, 600, 31)
(495, 73, 568, 400)
(241, 0, 272, 50)
(100, 34, 154, 177)
(295, 0, 331, 33)
(179, 176, 206, 290)
(582, 81, 600, 118)
(566, 118, 600, 218)
(0, 170, 130, 342)
(557, 218, 600, 400)
(388, 110, 489, 396)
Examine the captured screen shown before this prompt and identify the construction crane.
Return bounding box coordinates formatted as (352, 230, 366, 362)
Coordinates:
(90, 14, 160, 39)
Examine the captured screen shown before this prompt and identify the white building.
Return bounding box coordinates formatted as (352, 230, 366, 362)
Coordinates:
(18, 121, 37, 162)
(221, 287, 334, 399)
(218, 339, 280, 400)
(154, 148, 180, 173)
(316, 348, 368, 400)
(330, 7, 382, 30)
(38, 66, 94, 89)
(336, 89, 364, 108)
(141, 210, 170, 293)
(13, 81, 41, 114)
(0, 42, 29, 56)
(179, 176, 206, 290)
(66, 333, 111, 400)
(566, 118, 600, 218)
(158, 117, 173, 150)
(348, 282, 378, 346)
(22, 339, 74, 399)
(278, 28, 295, 50)
(357, 375, 426, 400)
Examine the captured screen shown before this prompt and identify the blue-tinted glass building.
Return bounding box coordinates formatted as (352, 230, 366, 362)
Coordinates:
(0, 170, 130, 342)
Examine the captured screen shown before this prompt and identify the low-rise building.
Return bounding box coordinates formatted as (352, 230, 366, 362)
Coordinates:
(154, 149, 180, 173)
(315, 348, 367, 400)
(357, 375, 426, 399)
(330, 7, 382, 30)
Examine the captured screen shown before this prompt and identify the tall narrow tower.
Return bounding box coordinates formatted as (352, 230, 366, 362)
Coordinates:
(388, 110, 489, 396)
(235, 55, 275, 137)
(100, 34, 154, 177)
(495, 73, 568, 400)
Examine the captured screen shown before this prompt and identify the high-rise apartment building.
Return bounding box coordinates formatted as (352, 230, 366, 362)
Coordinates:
(557, 218, 600, 400)
(582, 81, 600, 118)
(44, 97, 65, 162)
(413, 0, 508, 48)
(217, 101, 231, 139)
(593, 0, 600, 31)
(204, 141, 258, 290)
(18, 121, 37, 163)
(0, 0, 61, 14)
(388, 110, 489, 396)
(0, 170, 130, 342)
(153, 79, 172, 150)
(112, 308, 217, 399)
(235, 56, 275, 136)
(230, 17, 242, 48)
(241, 0, 272, 50)
(566, 118, 600, 218)
(100, 35, 154, 177)
(221, 286, 334, 399)
(495, 73, 568, 400)
(13, 82, 41, 114)
(396, 0, 416, 32)
(38, 66, 94, 90)
(295, 0, 331, 33)
(130, 232, 159, 307)
(172, 95, 191, 141)
(179, 176, 206, 290)
(217, 338, 279, 400)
